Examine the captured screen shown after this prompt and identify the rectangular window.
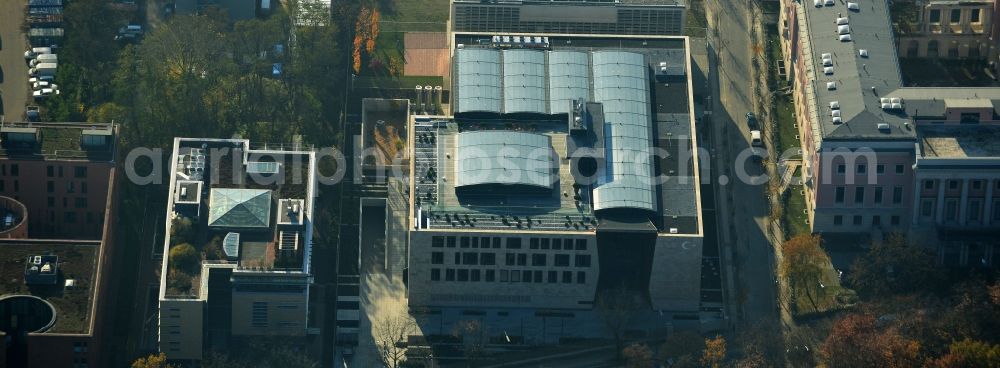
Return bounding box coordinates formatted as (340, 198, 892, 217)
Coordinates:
(921, 199, 935, 217)
(431, 269, 441, 281)
(47, 181, 55, 193)
(432, 237, 444, 248)
(872, 216, 881, 226)
(895, 164, 905, 174)
(506, 238, 521, 249)
(837, 164, 846, 174)
(485, 270, 495, 282)
(950, 9, 961, 23)
(471, 237, 479, 248)
(74, 166, 87, 178)
(58, 166, 63, 177)
(517, 254, 527, 266)
(562, 271, 573, 283)
(969, 200, 982, 222)
(481, 253, 496, 265)
(532, 254, 547, 266)
(500, 270, 509, 282)
(481, 237, 490, 248)
(446, 269, 455, 281)
(833, 215, 843, 225)
(930, 9, 941, 22)
(511, 270, 521, 282)
(891, 216, 901, 226)
(853, 215, 863, 225)
(10, 165, 17, 176)
(971, 8, 981, 23)
(252, 302, 268, 327)
(431, 252, 444, 264)
(530, 238, 539, 249)
(505, 253, 515, 266)
(492, 238, 501, 248)
(447, 237, 457, 248)
(893, 186, 903, 204)
(65, 212, 77, 223)
(67, 182, 75, 193)
(575, 254, 591, 267)
(463, 252, 479, 265)
(541, 238, 550, 249)
(575, 239, 587, 250)
(47, 166, 54, 177)
(874, 187, 883, 204)
(552, 239, 562, 250)
(994, 201, 1000, 220)
(454, 253, 461, 265)
(471, 269, 481, 282)
(461, 237, 470, 248)
(534, 270, 543, 283)
(949, 180, 959, 190)
(555, 254, 570, 267)
(972, 180, 983, 190)
(855, 187, 865, 204)
(48, 197, 55, 207)
(876, 164, 885, 174)
(857, 164, 867, 174)
(548, 271, 558, 283)
(925, 180, 935, 190)
(835, 186, 845, 203)
(458, 269, 469, 282)
(577, 272, 586, 284)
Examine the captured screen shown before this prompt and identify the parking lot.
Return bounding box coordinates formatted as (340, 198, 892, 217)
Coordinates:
(0, 0, 30, 120)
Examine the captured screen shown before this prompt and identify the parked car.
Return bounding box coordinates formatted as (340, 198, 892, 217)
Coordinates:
(32, 88, 59, 99)
(115, 24, 143, 41)
(23, 47, 52, 60)
(29, 76, 55, 83)
(746, 112, 763, 147)
(32, 81, 53, 90)
(25, 106, 41, 122)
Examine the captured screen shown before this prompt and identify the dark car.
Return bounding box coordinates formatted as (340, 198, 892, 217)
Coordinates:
(745, 112, 758, 129)
(26, 105, 40, 122)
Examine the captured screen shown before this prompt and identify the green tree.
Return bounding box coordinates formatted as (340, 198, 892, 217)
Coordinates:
(928, 338, 1000, 368)
(657, 331, 705, 363)
(131, 353, 175, 368)
(169, 243, 200, 272)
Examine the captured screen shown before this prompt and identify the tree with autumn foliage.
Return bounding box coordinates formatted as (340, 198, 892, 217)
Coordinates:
(780, 234, 827, 312)
(847, 233, 943, 298)
(820, 312, 923, 368)
(701, 335, 727, 368)
(351, 5, 381, 73)
(926, 338, 1000, 368)
(622, 343, 653, 368)
(131, 353, 175, 368)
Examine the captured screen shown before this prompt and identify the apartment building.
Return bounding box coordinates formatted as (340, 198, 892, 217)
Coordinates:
(451, 0, 687, 36)
(0, 122, 119, 368)
(157, 138, 316, 361)
(406, 34, 704, 324)
(778, 0, 1000, 234)
(893, 0, 999, 60)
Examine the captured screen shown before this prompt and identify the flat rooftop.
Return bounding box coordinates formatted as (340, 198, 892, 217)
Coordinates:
(0, 122, 116, 161)
(919, 126, 1000, 158)
(413, 34, 699, 234)
(0, 240, 98, 334)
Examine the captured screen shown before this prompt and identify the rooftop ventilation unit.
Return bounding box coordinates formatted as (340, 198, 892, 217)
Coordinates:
(836, 17, 849, 25)
(827, 81, 837, 90)
(859, 49, 869, 57)
(833, 117, 843, 124)
(822, 58, 833, 66)
(824, 66, 834, 75)
(814, 0, 821, 6)
(824, 0, 834, 5)
(847, 2, 860, 11)
(821, 52, 832, 59)
(877, 123, 891, 130)
(830, 101, 840, 109)
(839, 34, 852, 42)
(831, 109, 841, 117)
(837, 25, 851, 34)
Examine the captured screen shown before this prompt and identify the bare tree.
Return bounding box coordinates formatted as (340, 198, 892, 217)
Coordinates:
(596, 285, 642, 356)
(372, 311, 415, 368)
(452, 319, 489, 364)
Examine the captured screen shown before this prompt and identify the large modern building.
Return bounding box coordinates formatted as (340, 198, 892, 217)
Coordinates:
(406, 34, 704, 318)
(451, 0, 687, 36)
(0, 122, 119, 368)
(779, 0, 1000, 237)
(157, 138, 316, 361)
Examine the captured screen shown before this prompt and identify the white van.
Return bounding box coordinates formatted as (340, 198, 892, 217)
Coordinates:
(750, 130, 763, 146)
(30, 53, 57, 67)
(23, 47, 52, 60)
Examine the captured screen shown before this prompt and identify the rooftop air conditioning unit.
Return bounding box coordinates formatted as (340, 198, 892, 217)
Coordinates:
(823, 58, 833, 66)
(859, 49, 869, 57)
(831, 109, 841, 117)
(837, 25, 851, 34)
(833, 117, 843, 124)
(836, 17, 849, 25)
(814, 0, 822, 6)
(830, 101, 840, 109)
(827, 81, 837, 90)
(839, 34, 852, 42)
(878, 123, 891, 130)
(824, 0, 834, 5)
(847, 2, 860, 11)
(824, 67, 834, 75)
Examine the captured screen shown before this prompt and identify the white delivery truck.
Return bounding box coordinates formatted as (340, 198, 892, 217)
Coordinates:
(30, 53, 57, 67)
(23, 47, 52, 60)
(29, 63, 57, 77)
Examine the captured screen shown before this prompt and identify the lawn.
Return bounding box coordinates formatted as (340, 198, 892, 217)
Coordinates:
(782, 185, 810, 239)
(381, 0, 450, 32)
(685, 0, 708, 37)
(775, 95, 800, 154)
(0, 242, 97, 333)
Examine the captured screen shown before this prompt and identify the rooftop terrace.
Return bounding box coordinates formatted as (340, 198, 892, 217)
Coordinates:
(0, 122, 115, 161)
(919, 126, 1000, 159)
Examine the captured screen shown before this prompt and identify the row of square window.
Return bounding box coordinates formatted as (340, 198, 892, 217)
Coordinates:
(432, 236, 588, 251)
(431, 251, 591, 267)
(47, 165, 89, 178)
(832, 215, 901, 226)
(834, 186, 904, 204)
(431, 268, 587, 284)
(923, 179, 997, 191)
(48, 180, 89, 194)
(836, 164, 906, 175)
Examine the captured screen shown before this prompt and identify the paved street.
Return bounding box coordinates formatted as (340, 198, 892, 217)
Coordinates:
(703, 0, 780, 326)
(0, 0, 29, 120)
